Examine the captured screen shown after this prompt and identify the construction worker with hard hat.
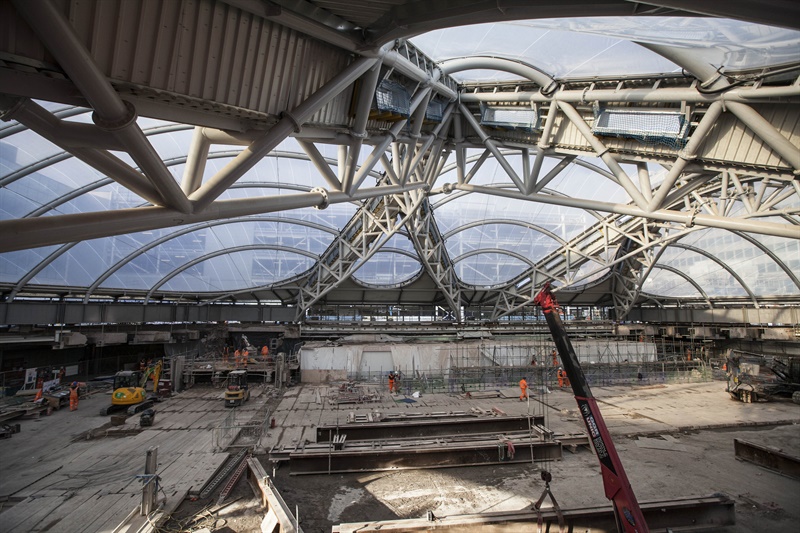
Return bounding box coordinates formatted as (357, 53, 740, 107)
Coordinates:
(69, 381, 80, 411)
(519, 377, 528, 401)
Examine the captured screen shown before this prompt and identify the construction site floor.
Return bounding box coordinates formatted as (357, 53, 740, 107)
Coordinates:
(1, 380, 798, 532)
(267, 380, 800, 533)
(0, 384, 271, 533)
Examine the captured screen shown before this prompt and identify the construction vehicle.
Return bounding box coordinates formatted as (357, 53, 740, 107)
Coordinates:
(726, 350, 800, 403)
(534, 283, 648, 533)
(224, 369, 250, 407)
(100, 360, 162, 416)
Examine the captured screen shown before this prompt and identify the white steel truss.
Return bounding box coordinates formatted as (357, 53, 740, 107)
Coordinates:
(0, 1, 798, 318)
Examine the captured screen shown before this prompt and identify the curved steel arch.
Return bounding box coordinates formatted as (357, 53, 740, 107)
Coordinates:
(732, 230, 800, 290)
(201, 246, 426, 302)
(664, 243, 759, 306)
(15, 189, 342, 302)
(644, 264, 713, 307)
(442, 218, 568, 246)
(8, 242, 80, 300)
(25, 148, 384, 218)
(1, 123, 193, 187)
(15, 143, 380, 300)
(433, 184, 605, 220)
(145, 244, 321, 301)
(450, 247, 546, 289)
(438, 56, 557, 91)
(345, 247, 425, 288)
(82, 216, 338, 303)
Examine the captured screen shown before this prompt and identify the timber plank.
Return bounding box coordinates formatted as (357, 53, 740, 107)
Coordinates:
(1, 495, 66, 532)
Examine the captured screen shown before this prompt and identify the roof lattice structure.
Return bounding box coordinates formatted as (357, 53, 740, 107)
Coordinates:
(0, 0, 798, 322)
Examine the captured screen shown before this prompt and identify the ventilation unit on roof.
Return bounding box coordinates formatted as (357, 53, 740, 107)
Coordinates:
(480, 103, 539, 131)
(592, 105, 689, 149)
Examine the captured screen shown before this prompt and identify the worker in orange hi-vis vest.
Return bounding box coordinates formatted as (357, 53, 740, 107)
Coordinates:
(261, 345, 268, 357)
(551, 349, 558, 366)
(234, 349, 241, 366)
(388, 371, 396, 395)
(69, 381, 81, 411)
(557, 368, 564, 388)
(519, 377, 528, 401)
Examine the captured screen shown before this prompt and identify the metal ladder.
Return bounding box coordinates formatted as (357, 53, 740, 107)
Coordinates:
(199, 448, 249, 499)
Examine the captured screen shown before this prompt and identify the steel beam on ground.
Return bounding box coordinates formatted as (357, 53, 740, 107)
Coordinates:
(331, 495, 736, 532)
(734, 438, 800, 479)
(287, 437, 562, 475)
(315, 415, 545, 442)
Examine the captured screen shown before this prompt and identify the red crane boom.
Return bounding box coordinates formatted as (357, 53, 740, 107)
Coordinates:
(533, 283, 649, 533)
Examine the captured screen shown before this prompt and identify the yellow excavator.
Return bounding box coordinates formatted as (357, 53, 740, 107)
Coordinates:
(100, 360, 162, 416)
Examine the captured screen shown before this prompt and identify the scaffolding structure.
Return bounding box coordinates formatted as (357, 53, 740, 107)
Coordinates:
(343, 336, 711, 395)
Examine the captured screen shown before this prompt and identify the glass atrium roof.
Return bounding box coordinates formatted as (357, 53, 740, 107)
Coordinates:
(0, 9, 798, 316)
(412, 17, 800, 81)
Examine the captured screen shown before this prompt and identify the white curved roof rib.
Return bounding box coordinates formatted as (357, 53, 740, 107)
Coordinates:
(0, 2, 798, 321)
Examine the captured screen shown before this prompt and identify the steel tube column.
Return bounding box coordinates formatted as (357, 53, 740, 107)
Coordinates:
(190, 55, 380, 210)
(557, 101, 650, 210)
(0, 98, 165, 206)
(647, 101, 724, 211)
(451, 183, 800, 239)
(343, 61, 383, 194)
(0, 183, 427, 253)
(458, 103, 526, 192)
(12, 0, 193, 214)
(181, 128, 211, 195)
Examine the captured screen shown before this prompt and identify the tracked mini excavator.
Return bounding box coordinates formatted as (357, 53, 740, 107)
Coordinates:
(100, 360, 162, 416)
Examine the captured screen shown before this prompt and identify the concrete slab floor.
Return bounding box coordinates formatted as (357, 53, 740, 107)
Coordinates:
(268, 380, 800, 533)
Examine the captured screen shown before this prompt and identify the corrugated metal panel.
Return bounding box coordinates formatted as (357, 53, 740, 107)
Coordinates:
(312, 0, 406, 28)
(495, 103, 799, 174)
(700, 104, 800, 170)
(39, 0, 354, 121)
(0, 0, 50, 64)
(550, 112, 591, 151)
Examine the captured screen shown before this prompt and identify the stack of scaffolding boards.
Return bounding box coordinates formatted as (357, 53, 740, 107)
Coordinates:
(272, 412, 584, 475)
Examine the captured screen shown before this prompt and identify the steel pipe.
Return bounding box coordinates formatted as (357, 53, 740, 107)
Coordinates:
(382, 50, 457, 100)
(190, 55, 380, 210)
(13, 0, 193, 214)
(439, 56, 557, 93)
(458, 85, 800, 104)
(0, 182, 427, 253)
(297, 140, 343, 191)
(458, 103, 526, 193)
(451, 183, 800, 239)
(350, 87, 433, 193)
(725, 101, 800, 172)
(557, 101, 650, 210)
(647, 101, 724, 211)
(343, 61, 383, 194)
(181, 128, 211, 195)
